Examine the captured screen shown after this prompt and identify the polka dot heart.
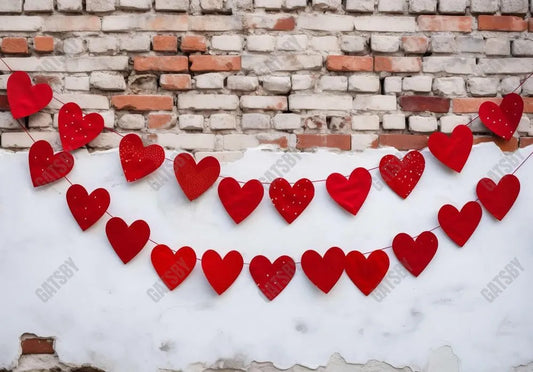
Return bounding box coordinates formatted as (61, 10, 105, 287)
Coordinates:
(379, 150, 425, 199)
(58, 102, 105, 152)
(479, 93, 524, 141)
(269, 178, 315, 224)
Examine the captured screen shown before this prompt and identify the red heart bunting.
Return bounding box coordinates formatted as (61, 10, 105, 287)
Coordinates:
(476, 175, 520, 221)
(379, 151, 425, 199)
(249, 255, 295, 301)
(392, 231, 438, 277)
(59, 102, 104, 152)
(202, 250, 243, 295)
(479, 93, 523, 140)
(28, 140, 74, 187)
(151, 245, 197, 290)
(326, 168, 371, 215)
(345, 250, 389, 296)
(269, 178, 314, 224)
(428, 125, 473, 173)
(66, 184, 110, 231)
(218, 178, 264, 224)
(301, 247, 345, 294)
(174, 153, 220, 201)
(119, 133, 165, 182)
(106, 217, 150, 264)
(438, 201, 482, 247)
(7, 71, 53, 119)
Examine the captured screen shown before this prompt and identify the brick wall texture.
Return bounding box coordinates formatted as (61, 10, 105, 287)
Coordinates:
(0, 0, 533, 156)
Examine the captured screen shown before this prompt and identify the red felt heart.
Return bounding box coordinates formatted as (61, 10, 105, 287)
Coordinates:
(151, 245, 197, 290)
(392, 231, 438, 277)
(202, 250, 243, 295)
(428, 125, 473, 173)
(301, 247, 345, 294)
(326, 168, 371, 215)
(7, 71, 53, 119)
(105, 217, 150, 264)
(345, 250, 389, 296)
(269, 178, 314, 224)
(379, 151, 425, 199)
(174, 153, 220, 201)
(28, 140, 74, 187)
(249, 255, 295, 301)
(66, 184, 110, 231)
(119, 133, 165, 182)
(59, 102, 104, 152)
(476, 174, 520, 221)
(218, 178, 264, 224)
(438, 201, 482, 247)
(479, 93, 523, 140)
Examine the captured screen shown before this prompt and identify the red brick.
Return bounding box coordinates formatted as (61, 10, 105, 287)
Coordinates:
(0, 95, 9, 110)
(474, 136, 518, 152)
(418, 15, 473, 32)
(133, 56, 188, 72)
(1, 37, 28, 54)
(401, 36, 429, 54)
(21, 336, 54, 355)
(148, 113, 173, 129)
(478, 15, 527, 31)
(180, 35, 207, 52)
(160, 74, 191, 90)
(34, 36, 54, 53)
(189, 55, 241, 72)
(378, 134, 429, 150)
(258, 135, 288, 148)
(452, 97, 533, 114)
(374, 56, 421, 72)
(273, 17, 295, 31)
(326, 56, 373, 72)
(400, 96, 450, 113)
(530, 19, 533, 32)
(520, 137, 533, 148)
(111, 95, 174, 111)
(296, 134, 351, 150)
(152, 35, 178, 52)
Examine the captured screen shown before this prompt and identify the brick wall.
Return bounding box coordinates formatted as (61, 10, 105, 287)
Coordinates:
(0, 0, 532, 157)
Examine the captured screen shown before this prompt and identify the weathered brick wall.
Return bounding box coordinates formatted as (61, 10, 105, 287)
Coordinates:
(0, 0, 532, 158)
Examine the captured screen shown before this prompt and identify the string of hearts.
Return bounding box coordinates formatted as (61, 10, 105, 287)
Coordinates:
(2, 63, 530, 300)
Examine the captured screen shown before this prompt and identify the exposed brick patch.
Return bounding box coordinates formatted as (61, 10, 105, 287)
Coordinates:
(1, 37, 28, 54)
(258, 135, 288, 148)
(378, 134, 429, 150)
(400, 96, 450, 113)
(478, 15, 527, 31)
(417, 16, 472, 32)
(374, 56, 421, 72)
(296, 134, 351, 150)
(133, 56, 188, 72)
(273, 17, 295, 31)
(160, 74, 192, 90)
(520, 137, 533, 148)
(474, 136, 518, 152)
(326, 56, 373, 72)
(401, 36, 429, 54)
(180, 35, 207, 52)
(34, 36, 54, 53)
(152, 35, 178, 52)
(111, 95, 174, 111)
(148, 113, 173, 129)
(21, 335, 54, 355)
(189, 55, 241, 72)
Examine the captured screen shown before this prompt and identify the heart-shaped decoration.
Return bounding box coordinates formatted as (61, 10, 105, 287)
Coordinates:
(249, 255, 295, 301)
(59, 102, 104, 152)
(151, 245, 197, 290)
(7, 71, 53, 119)
(428, 125, 473, 173)
(345, 250, 389, 296)
(392, 231, 438, 277)
(106, 217, 150, 264)
(202, 250, 243, 295)
(438, 201, 482, 247)
(326, 168, 371, 215)
(218, 178, 264, 224)
(28, 140, 74, 187)
(119, 133, 165, 182)
(301, 247, 345, 294)
(66, 184, 110, 231)
(269, 178, 314, 224)
(174, 153, 220, 201)
(476, 174, 520, 221)
(379, 151, 425, 199)
(479, 93, 523, 140)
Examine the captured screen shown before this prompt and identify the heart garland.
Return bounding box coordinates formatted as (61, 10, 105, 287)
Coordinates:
(479, 93, 523, 140)
(151, 245, 197, 290)
(438, 201, 482, 247)
(28, 140, 74, 187)
(379, 151, 425, 199)
(301, 247, 345, 294)
(119, 133, 165, 182)
(476, 174, 520, 221)
(202, 250, 244, 294)
(7, 71, 53, 119)
(326, 168, 371, 215)
(218, 178, 264, 224)
(392, 231, 438, 277)
(249, 255, 296, 301)
(59, 102, 105, 152)
(428, 125, 473, 173)
(174, 153, 220, 201)
(105, 217, 150, 264)
(269, 178, 314, 223)
(345, 250, 390, 296)
(66, 184, 110, 231)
